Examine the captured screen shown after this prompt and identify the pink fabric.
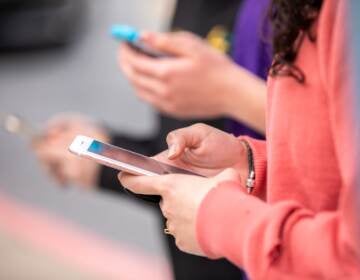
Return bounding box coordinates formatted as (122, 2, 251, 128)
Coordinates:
(0, 192, 172, 280)
(197, 1, 360, 279)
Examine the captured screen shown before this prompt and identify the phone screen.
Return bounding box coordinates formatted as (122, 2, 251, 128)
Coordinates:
(128, 42, 169, 58)
(87, 140, 198, 176)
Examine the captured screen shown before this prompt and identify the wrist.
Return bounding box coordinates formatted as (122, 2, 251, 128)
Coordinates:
(221, 66, 266, 133)
(220, 63, 245, 117)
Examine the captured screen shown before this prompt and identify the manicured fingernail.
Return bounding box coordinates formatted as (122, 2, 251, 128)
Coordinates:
(168, 144, 177, 158)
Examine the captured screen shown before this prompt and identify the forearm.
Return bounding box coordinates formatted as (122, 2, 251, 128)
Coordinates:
(197, 182, 360, 279)
(222, 65, 267, 134)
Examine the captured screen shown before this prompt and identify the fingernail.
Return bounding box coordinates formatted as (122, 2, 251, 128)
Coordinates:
(168, 144, 177, 158)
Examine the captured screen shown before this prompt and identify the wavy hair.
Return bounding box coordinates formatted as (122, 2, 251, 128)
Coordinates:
(269, 0, 323, 83)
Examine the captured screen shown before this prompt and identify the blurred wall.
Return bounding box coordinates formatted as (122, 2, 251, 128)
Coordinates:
(0, 0, 174, 257)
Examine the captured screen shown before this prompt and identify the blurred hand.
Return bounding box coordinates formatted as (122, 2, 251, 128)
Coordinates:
(119, 31, 255, 120)
(33, 113, 109, 188)
(119, 168, 243, 256)
(159, 123, 249, 180)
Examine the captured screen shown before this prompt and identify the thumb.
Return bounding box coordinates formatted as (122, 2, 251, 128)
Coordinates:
(141, 31, 201, 57)
(166, 124, 207, 160)
(118, 172, 163, 195)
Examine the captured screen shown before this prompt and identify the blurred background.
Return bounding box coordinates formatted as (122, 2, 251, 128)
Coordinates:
(0, 0, 175, 279)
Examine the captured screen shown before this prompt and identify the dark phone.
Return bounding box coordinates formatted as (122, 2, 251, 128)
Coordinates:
(111, 25, 170, 58)
(127, 41, 169, 58)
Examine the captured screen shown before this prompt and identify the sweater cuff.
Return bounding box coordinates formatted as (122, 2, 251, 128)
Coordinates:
(238, 136, 267, 198)
(196, 181, 269, 265)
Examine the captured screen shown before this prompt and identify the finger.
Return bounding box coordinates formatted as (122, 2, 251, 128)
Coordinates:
(45, 114, 78, 134)
(35, 144, 64, 163)
(34, 141, 72, 185)
(128, 72, 167, 98)
(159, 199, 171, 218)
(39, 158, 68, 186)
(50, 162, 69, 186)
(31, 134, 47, 150)
(120, 43, 172, 80)
(42, 117, 78, 141)
(152, 150, 172, 163)
(133, 87, 168, 111)
(62, 158, 81, 183)
(166, 124, 209, 160)
(119, 51, 135, 78)
(141, 31, 200, 57)
(118, 172, 164, 195)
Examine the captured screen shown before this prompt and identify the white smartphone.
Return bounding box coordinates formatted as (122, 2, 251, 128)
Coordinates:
(69, 135, 201, 177)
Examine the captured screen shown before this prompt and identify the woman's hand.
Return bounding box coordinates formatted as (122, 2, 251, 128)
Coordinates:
(119, 124, 250, 255)
(119, 31, 266, 133)
(159, 123, 249, 180)
(119, 168, 242, 256)
(119, 31, 234, 119)
(33, 113, 109, 188)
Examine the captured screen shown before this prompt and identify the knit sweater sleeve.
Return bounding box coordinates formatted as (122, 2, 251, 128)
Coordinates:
(237, 136, 267, 200)
(196, 1, 360, 279)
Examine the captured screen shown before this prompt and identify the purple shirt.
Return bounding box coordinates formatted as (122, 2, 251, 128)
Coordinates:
(225, 0, 272, 139)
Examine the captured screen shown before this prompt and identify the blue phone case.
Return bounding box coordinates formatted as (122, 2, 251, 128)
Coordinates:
(110, 25, 169, 58)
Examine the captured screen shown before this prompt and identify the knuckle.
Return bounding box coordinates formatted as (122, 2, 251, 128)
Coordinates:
(166, 131, 176, 144)
(156, 34, 170, 47)
(178, 31, 201, 48)
(162, 182, 175, 198)
(159, 87, 171, 99)
(158, 67, 172, 80)
(192, 123, 207, 131)
(175, 238, 185, 251)
(167, 221, 175, 232)
(162, 184, 172, 197)
(160, 202, 171, 218)
(176, 31, 193, 41)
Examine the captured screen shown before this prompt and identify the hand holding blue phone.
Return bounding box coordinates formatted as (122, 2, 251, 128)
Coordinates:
(110, 25, 169, 58)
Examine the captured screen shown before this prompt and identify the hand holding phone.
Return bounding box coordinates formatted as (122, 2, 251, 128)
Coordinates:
(69, 135, 201, 203)
(110, 25, 169, 58)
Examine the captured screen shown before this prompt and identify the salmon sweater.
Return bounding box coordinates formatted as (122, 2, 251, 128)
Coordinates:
(196, 0, 360, 279)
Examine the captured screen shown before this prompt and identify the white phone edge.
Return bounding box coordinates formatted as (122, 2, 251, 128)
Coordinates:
(68, 135, 158, 177)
